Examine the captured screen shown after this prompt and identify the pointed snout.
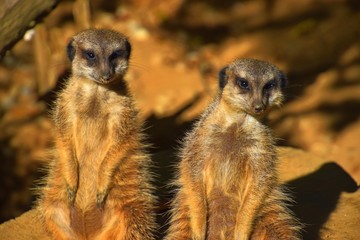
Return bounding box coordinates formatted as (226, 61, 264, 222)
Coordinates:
(252, 100, 266, 115)
(100, 64, 114, 82)
(254, 104, 265, 114)
(101, 72, 112, 81)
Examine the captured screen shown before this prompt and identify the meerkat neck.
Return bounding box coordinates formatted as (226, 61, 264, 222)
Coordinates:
(104, 77, 129, 95)
(206, 94, 247, 128)
(70, 75, 129, 96)
(206, 92, 267, 129)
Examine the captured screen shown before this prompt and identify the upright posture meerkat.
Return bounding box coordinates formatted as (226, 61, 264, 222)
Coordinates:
(37, 29, 156, 240)
(165, 58, 301, 240)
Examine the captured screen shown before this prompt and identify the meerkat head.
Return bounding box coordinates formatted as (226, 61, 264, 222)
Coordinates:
(218, 58, 287, 117)
(66, 29, 131, 84)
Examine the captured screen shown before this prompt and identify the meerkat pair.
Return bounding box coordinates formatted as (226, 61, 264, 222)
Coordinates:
(37, 28, 301, 239)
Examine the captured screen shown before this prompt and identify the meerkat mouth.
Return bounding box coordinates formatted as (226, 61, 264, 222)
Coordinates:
(93, 74, 126, 85)
(97, 78, 114, 84)
(95, 67, 128, 85)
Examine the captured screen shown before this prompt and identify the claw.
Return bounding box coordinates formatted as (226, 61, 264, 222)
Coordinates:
(96, 190, 108, 209)
(66, 185, 77, 204)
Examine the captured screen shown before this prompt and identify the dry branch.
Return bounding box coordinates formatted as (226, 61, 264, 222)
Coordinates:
(0, 0, 59, 60)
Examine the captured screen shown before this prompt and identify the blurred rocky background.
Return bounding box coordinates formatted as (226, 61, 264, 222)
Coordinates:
(0, 0, 359, 238)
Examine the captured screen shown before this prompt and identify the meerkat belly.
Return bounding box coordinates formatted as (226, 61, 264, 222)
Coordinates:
(207, 186, 239, 238)
(202, 123, 271, 236)
(74, 116, 111, 209)
(204, 157, 240, 238)
(204, 154, 247, 198)
(204, 129, 252, 194)
(204, 152, 252, 238)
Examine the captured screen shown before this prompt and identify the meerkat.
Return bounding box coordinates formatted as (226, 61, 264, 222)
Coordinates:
(165, 58, 301, 240)
(37, 29, 156, 240)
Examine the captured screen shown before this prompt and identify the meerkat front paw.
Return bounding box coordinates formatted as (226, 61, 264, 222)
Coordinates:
(96, 189, 109, 209)
(66, 184, 77, 204)
(96, 173, 111, 208)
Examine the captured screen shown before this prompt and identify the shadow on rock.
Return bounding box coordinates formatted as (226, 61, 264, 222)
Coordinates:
(144, 94, 201, 152)
(287, 162, 358, 239)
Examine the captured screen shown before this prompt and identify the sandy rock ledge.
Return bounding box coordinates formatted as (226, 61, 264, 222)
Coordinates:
(0, 147, 359, 240)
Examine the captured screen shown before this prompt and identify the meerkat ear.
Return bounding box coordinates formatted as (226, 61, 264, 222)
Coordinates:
(66, 39, 76, 62)
(219, 67, 228, 89)
(279, 71, 287, 89)
(124, 39, 131, 59)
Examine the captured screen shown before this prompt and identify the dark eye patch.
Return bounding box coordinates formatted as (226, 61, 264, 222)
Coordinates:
(109, 50, 125, 61)
(236, 77, 250, 90)
(263, 79, 277, 91)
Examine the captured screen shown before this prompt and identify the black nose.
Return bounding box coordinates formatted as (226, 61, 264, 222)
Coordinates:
(254, 105, 265, 114)
(101, 67, 113, 81)
(102, 74, 112, 81)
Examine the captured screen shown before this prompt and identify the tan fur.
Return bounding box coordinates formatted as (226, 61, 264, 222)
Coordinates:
(165, 58, 301, 240)
(37, 29, 156, 240)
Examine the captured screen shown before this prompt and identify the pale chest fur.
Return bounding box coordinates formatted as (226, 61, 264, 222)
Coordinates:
(57, 79, 128, 207)
(64, 81, 123, 164)
(202, 115, 271, 196)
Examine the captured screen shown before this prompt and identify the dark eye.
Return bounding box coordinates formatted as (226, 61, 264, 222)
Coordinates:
(109, 50, 124, 61)
(264, 80, 277, 91)
(236, 77, 249, 90)
(84, 51, 96, 60)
